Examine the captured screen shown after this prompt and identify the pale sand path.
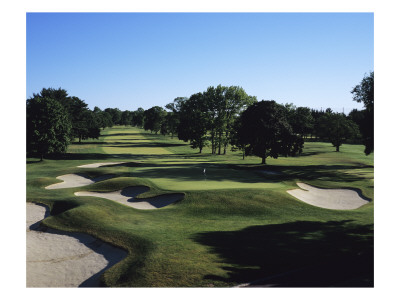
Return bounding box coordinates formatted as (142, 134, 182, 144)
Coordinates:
(77, 162, 125, 168)
(287, 182, 370, 210)
(75, 186, 184, 210)
(45, 174, 114, 190)
(26, 203, 127, 287)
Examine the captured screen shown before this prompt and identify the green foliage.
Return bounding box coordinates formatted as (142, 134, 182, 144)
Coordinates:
(238, 100, 304, 164)
(316, 112, 360, 152)
(105, 108, 122, 125)
(120, 110, 133, 126)
(143, 106, 166, 134)
(351, 72, 374, 155)
(177, 93, 209, 152)
(284, 104, 314, 138)
(29, 88, 102, 143)
(131, 107, 145, 128)
(26, 96, 72, 159)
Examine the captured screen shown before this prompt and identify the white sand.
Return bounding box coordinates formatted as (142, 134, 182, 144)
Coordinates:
(287, 182, 370, 210)
(75, 186, 183, 209)
(45, 174, 114, 189)
(77, 162, 125, 168)
(26, 203, 127, 287)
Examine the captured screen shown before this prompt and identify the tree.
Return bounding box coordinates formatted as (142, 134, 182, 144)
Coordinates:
(237, 100, 304, 164)
(132, 108, 145, 128)
(316, 112, 360, 152)
(351, 71, 374, 155)
(164, 97, 186, 138)
(143, 106, 166, 134)
(27, 97, 71, 161)
(104, 108, 122, 125)
(230, 115, 248, 159)
(120, 110, 133, 126)
(285, 104, 314, 138)
(29, 88, 101, 143)
(203, 85, 256, 155)
(93, 107, 113, 129)
(177, 93, 208, 153)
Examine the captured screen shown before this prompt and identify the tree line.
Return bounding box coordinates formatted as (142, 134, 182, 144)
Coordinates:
(26, 72, 373, 163)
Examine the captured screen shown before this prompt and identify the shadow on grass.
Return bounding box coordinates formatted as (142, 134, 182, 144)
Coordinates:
(192, 220, 373, 287)
(234, 164, 373, 183)
(27, 160, 43, 164)
(104, 141, 186, 148)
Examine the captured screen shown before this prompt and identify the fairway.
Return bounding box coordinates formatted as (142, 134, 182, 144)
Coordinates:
(26, 126, 374, 287)
(101, 127, 286, 191)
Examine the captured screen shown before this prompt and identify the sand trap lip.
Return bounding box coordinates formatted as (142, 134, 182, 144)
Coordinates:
(77, 162, 126, 168)
(75, 186, 184, 209)
(26, 202, 127, 287)
(45, 173, 114, 189)
(287, 182, 370, 210)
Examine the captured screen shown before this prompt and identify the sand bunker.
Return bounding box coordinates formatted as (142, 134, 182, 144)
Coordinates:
(26, 203, 127, 287)
(75, 186, 183, 209)
(45, 174, 114, 189)
(77, 162, 125, 168)
(287, 182, 370, 210)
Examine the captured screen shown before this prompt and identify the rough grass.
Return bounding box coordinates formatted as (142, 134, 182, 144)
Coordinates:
(26, 126, 374, 287)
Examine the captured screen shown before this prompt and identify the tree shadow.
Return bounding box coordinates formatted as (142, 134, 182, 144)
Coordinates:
(192, 220, 373, 287)
(104, 141, 186, 148)
(234, 163, 373, 183)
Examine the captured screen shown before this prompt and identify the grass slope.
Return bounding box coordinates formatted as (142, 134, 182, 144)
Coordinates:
(26, 126, 374, 287)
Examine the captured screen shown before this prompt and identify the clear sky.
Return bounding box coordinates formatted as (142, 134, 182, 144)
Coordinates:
(26, 13, 373, 113)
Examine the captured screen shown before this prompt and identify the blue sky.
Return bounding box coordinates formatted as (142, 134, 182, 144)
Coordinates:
(26, 13, 373, 113)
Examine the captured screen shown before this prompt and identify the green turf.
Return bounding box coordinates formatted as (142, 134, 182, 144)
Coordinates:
(26, 126, 374, 287)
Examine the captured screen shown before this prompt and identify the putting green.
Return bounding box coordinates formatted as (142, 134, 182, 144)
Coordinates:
(131, 165, 284, 191)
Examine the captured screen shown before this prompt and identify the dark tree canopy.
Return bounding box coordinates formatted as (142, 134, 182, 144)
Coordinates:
(351, 71, 374, 155)
(29, 88, 102, 143)
(238, 100, 304, 164)
(121, 110, 133, 126)
(284, 104, 314, 138)
(27, 97, 71, 160)
(105, 108, 122, 125)
(316, 112, 360, 152)
(177, 93, 208, 153)
(132, 107, 145, 127)
(143, 106, 166, 134)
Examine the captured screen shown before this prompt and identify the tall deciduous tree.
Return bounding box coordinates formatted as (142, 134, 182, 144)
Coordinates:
(121, 110, 133, 126)
(285, 104, 314, 138)
(237, 100, 304, 164)
(143, 106, 166, 134)
(177, 93, 208, 153)
(203, 85, 256, 155)
(351, 71, 374, 155)
(316, 112, 360, 152)
(104, 108, 122, 125)
(164, 97, 186, 138)
(29, 88, 101, 143)
(132, 108, 145, 128)
(27, 97, 71, 161)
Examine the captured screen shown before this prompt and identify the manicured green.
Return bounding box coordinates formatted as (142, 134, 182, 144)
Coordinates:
(26, 126, 373, 287)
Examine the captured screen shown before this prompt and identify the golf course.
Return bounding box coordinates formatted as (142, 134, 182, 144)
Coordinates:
(26, 125, 374, 287)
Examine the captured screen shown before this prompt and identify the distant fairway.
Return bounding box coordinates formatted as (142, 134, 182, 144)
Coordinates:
(27, 126, 373, 287)
(102, 129, 172, 156)
(101, 127, 285, 190)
